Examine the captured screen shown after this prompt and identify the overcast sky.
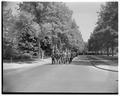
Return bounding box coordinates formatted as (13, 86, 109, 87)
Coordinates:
(66, 2, 105, 42)
(7, 2, 105, 42)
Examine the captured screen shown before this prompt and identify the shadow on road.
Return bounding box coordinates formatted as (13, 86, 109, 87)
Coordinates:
(3, 58, 37, 64)
(90, 61, 118, 66)
(71, 61, 92, 66)
(3, 57, 51, 64)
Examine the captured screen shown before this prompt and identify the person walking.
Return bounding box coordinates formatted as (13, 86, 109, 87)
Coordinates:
(51, 48, 55, 64)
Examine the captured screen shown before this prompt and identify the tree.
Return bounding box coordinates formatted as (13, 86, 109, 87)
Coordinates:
(14, 12, 38, 56)
(88, 2, 118, 56)
(18, 2, 76, 58)
(3, 2, 85, 59)
(2, 2, 18, 59)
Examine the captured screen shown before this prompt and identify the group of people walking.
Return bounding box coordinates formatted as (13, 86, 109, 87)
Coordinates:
(51, 47, 77, 64)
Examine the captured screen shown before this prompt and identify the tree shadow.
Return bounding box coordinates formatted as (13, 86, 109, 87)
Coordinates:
(3, 58, 37, 64)
(71, 60, 118, 66)
(87, 55, 118, 64)
(90, 61, 118, 66)
(70, 61, 93, 66)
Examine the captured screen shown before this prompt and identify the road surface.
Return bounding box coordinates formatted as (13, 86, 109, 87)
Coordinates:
(3, 55, 118, 93)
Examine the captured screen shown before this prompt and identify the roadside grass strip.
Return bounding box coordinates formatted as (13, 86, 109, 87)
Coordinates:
(73, 59, 110, 62)
(3, 58, 52, 70)
(91, 62, 118, 72)
(74, 55, 118, 72)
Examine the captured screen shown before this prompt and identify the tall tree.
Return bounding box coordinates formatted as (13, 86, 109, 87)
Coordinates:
(2, 2, 18, 59)
(19, 2, 74, 58)
(88, 2, 118, 56)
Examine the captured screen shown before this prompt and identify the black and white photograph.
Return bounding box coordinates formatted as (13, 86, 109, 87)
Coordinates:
(2, 0, 118, 94)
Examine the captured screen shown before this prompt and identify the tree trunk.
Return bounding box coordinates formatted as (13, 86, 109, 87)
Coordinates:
(38, 40, 42, 59)
(103, 50, 105, 55)
(38, 23, 44, 59)
(11, 57, 12, 64)
(38, 42, 40, 58)
(41, 50, 44, 59)
(100, 50, 103, 55)
(107, 47, 109, 56)
(111, 45, 114, 56)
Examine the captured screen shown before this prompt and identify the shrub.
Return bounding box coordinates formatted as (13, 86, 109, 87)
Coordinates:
(21, 53, 32, 59)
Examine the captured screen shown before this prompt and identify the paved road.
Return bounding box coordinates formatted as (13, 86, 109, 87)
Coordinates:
(3, 55, 118, 93)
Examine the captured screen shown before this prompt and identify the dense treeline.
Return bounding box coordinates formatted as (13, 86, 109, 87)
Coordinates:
(3, 2, 84, 60)
(88, 2, 118, 56)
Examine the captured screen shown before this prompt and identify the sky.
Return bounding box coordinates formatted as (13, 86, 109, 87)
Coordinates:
(7, 2, 105, 42)
(66, 2, 105, 42)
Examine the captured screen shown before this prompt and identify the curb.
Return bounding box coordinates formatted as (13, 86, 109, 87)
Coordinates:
(90, 62, 118, 72)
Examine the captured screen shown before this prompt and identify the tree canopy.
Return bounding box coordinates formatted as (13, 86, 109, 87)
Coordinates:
(2, 1, 84, 59)
(88, 2, 118, 56)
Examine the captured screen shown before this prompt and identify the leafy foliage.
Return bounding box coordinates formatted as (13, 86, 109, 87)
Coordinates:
(88, 2, 118, 56)
(3, 2, 85, 59)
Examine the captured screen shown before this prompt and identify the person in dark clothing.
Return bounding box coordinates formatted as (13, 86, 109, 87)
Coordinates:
(51, 49, 56, 64)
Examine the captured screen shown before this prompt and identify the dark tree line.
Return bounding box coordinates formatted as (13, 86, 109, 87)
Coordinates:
(88, 2, 118, 56)
(3, 2, 84, 60)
